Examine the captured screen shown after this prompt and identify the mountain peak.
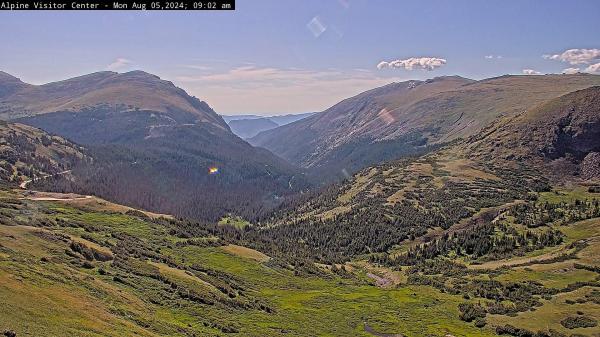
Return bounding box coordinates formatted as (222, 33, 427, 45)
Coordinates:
(0, 71, 22, 82)
(118, 70, 161, 79)
(0, 70, 228, 130)
(0, 71, 29, 98)
(428, 75, 474, 82)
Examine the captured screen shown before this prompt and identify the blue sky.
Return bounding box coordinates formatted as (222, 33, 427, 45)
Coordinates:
(1, 0, 599, 114)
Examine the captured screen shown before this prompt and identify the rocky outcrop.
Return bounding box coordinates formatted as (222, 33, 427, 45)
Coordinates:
(581, 152, 600, 181)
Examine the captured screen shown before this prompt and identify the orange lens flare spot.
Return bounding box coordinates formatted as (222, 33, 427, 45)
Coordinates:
(209, 167, 219, 174)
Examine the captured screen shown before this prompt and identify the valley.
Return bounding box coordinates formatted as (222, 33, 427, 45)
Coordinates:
(3, 3, 600, 336)
(0, 188, 496, 337)
(1, 61, 600, 337)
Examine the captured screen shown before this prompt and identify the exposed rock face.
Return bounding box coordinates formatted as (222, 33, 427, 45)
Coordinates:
(581, 152, 600, 181)
(462, 86, 600, 183)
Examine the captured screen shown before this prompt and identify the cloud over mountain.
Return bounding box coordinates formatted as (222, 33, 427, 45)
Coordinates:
(377, 57, 446, 71)
(585, 63, 600, 73)
(543, 48, 600, 65)
(562, 68, 580, 74)
(106, 58, 134, 71)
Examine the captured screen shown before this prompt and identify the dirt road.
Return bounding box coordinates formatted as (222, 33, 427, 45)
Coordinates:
(19, 170, 72, 189)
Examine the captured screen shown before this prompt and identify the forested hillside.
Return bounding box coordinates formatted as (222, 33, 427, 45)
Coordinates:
(0, 71, 309, 222)
(32, 122, 308, 221)
(0, 121, 86, 187)
(247, 87, 600, 262)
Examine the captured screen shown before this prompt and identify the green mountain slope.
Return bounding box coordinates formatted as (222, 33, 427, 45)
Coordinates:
(257, 87, 600, 262)
(0, 188, 498, 337)
(238, 85, 600, 336)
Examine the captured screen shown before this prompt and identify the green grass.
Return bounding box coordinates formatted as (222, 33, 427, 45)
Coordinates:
(495, 264, 597, 289)
(218, 214, 252, 229)
(539, 186, 598, 204)
(487, 286, 600, 336)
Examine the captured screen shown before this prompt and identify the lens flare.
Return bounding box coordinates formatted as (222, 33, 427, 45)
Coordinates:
(378, 107, 395, 124)
(209, 167, 219, 174)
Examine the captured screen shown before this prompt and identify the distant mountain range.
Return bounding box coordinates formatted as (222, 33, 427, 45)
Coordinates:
(3, 70, 600, 219)
(249, 74, 600, 181)
(222, 112, 314, 138)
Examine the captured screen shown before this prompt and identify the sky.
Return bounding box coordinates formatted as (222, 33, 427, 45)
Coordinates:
(1, 0, 599, 115)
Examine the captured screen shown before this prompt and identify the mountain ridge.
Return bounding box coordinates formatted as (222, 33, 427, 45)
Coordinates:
(250, 74, 600, 181)
(223, 112, 315, 139)
(0, 70, 228, 130)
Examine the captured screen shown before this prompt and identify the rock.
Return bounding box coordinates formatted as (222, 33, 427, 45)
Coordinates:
(581, 152, 600, 180)
(3, 330, 17, 337)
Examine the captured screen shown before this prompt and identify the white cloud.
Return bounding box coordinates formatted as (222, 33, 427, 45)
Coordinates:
(585, 63, 600, 73)
(376, 57, 447, 71)
(106, 58, 133, 71)
(562, 67, 580, 74)
(522, 69, 541, 75)
(485, 55, 502, 59)
(175, 66, 406, 113)
(543, 48, 600, 65)
(376, 61, 390, 69)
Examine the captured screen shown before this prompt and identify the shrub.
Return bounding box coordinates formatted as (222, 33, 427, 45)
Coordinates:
(458, 302, 486, 322)
(588, 186, 600, 193)
(70, 241, 113, 261)
(560, 315, 597, 329)
(82, 261, 94, 269)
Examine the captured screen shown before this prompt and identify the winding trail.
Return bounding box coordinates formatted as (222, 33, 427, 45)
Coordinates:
(366, 273, 392, 288)
(19, 170, 72, 189)
(27, 195, 93, 201)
